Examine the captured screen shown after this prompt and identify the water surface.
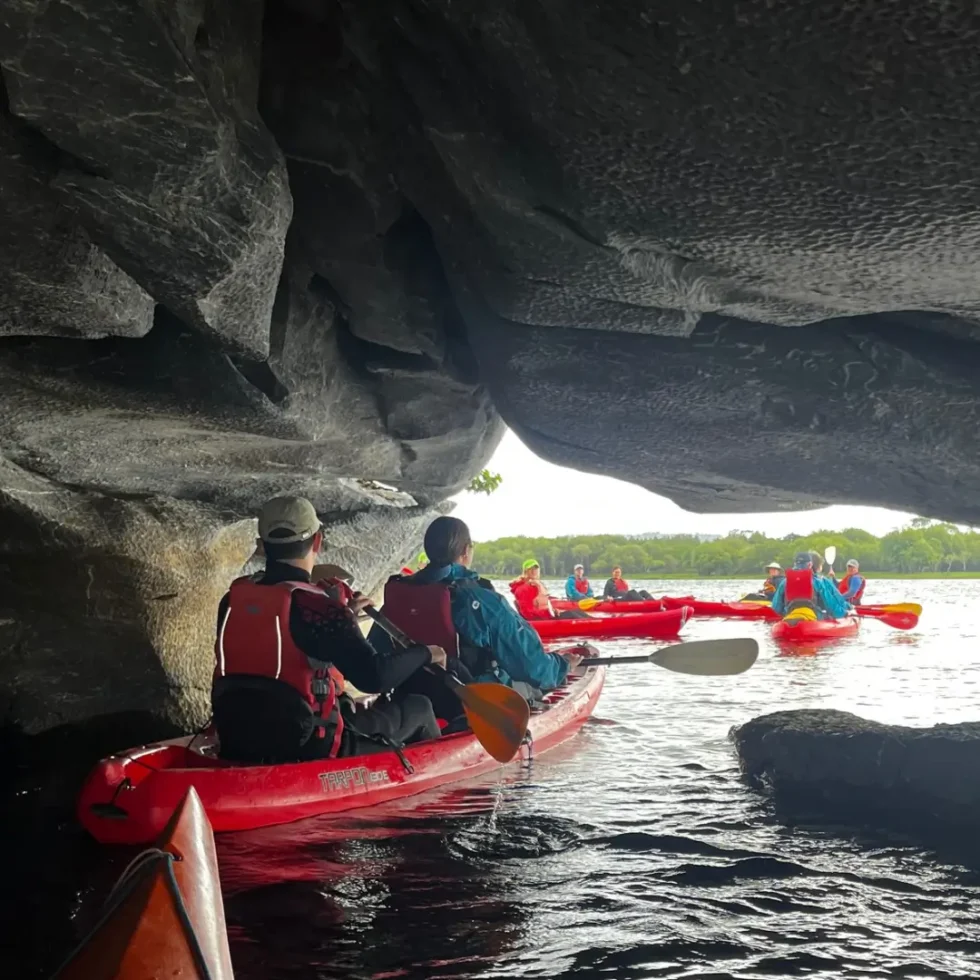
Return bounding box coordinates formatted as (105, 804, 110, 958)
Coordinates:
(214, 577, 980, 979)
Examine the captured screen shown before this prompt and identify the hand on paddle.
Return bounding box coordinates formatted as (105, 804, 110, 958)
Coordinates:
(427, 646, 448, 669)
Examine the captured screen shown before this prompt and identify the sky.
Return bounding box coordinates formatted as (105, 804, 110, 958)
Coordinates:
(451, 429, 914, 541)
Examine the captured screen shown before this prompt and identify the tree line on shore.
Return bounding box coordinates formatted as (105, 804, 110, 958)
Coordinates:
(473, 520, 980, 576)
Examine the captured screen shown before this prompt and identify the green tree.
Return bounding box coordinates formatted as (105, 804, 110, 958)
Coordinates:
(467, 469, 503, 495)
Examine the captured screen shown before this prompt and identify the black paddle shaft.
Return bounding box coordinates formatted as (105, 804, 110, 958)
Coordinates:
(580, 654, 655, 666)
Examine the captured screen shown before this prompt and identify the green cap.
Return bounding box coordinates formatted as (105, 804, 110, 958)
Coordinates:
(257, 495, 321, 544)
(522, 558, 540, 571)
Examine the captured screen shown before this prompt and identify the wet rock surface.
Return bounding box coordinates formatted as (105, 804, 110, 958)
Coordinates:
(733, 709, 980, 830)
(3, 0, 980, 729)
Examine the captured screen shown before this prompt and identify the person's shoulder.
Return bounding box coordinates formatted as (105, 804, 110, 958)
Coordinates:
(291, 585, 347, 618)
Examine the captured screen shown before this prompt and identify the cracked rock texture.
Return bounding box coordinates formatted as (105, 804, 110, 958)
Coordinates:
(733, 710, 980, 830)
(2, 0, 980, 729)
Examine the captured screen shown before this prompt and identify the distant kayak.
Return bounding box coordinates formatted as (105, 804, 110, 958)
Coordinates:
(553, 597, 776, 620)
(531, 607, 690, 640)
(772, 613, 860, 642)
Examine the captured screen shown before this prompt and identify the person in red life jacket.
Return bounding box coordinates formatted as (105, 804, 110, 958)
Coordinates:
(602, 566, 654, 601)
(213, 495, 448, 764)
(565, 564, 594, 600)
(509, 559, 554, 620)
(771, 552, 851, 620)
(838, 559, 867, 604)
(510, 559, 589, 620)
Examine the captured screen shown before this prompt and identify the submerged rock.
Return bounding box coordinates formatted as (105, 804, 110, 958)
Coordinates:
(732, 709, 980, 830)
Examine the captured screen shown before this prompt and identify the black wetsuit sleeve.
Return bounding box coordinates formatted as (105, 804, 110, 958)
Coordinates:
(289, 591, 432, 693)
(216, 592, 230, 633)
(603, 578, 617, 598)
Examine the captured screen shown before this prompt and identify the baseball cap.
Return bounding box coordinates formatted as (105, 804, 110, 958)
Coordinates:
(257, 496, 321, 544)
(793, 551, 813, 569)
(522, 558, 540, 571)
(574, 563, 584, 570)
(846, 558, 859, 568)
(765, 562, 781, 570)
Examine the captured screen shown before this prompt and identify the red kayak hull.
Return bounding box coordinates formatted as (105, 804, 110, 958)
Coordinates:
(552, 597, 776, 620)
(531, 607, 690, 640)
(78, 667, 605, 845)
(771, 615, 860, 642)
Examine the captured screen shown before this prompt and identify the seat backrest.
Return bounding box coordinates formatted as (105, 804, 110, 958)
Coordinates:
(383, 576, 460, 657)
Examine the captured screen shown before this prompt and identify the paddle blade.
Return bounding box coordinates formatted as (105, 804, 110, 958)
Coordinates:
(866, 602, 923, 616)
(650, 638, 759, 676)
(876, 612, 919, 630)
(454, 682, 530, 763)
(578, 598, 601, 611)
(824, 546, 837, 567)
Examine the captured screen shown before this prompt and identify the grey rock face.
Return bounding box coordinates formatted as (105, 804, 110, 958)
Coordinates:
(5, 0, 980, 731)
(732, 709, 980, 830)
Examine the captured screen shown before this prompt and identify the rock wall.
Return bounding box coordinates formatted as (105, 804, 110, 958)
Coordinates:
(3, 0, 980, 730)
(732, 709, 980, 831)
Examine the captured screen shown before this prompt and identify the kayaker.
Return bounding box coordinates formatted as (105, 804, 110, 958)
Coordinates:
(510, 559, 554, 620)
(771, 552, 852, 620)
(761, 562, 784, 596)
(375, 517, 587, 701)
(838, 559, 867, 604)
(565, 564, 594, 601)
(212, 496, 448, 763)
(602, 566, 654, 601)
(511, 559, 589, 619)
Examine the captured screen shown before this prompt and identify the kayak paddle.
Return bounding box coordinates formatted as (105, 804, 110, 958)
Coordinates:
(577, 597, 602, 611)
(361, 606, 530, 764)
(854, 608, 918, 630)
(580, 637, 759, 676)
(824, 545, 836, 574)
(862, 602, 923, 617)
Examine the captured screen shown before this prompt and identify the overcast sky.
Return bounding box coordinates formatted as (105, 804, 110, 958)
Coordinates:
(452, 429, 913, 541)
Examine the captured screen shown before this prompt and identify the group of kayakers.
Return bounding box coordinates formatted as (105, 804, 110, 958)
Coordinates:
(213, 498, 592, 767)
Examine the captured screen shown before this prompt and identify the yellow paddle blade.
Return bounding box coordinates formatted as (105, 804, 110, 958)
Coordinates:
(874, 602, 923, 616)
(454, 682, 530, 763)
(578, 598, 601, 611)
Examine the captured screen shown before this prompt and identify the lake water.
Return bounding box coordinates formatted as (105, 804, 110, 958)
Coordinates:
(13, 578, 980, 978)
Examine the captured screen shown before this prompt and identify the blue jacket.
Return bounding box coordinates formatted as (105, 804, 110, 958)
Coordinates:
(565, 575, 594, 600)
(406, 563, 569, 691)
(840, 574, 865, 601)
(771, 573, 852, 620)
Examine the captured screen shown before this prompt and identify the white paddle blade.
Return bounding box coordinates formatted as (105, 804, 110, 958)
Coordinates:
(651, 638, 759, 676)
(312, 563, 355, 584)
(824, 546, 837, 567)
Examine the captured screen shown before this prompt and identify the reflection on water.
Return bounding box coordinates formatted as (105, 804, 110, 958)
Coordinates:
(214, 578, 980, 979)
(10, 578, 980, 978)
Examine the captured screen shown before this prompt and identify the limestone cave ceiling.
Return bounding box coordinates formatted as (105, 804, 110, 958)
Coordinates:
(2, 0, 980, 522)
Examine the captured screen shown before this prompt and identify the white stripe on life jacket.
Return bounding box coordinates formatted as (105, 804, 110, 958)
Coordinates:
(218, 606, 232, 675)
(274, 614, 283, 679)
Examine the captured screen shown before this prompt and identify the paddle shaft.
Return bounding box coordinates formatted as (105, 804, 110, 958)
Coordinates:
(580, 655, 655, 666)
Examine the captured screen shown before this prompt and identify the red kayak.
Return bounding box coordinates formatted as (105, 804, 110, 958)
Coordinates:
(553, 597, 775, 620)
(771, 614, 860, 642)
(531, 606, 690, 640)
(78, 667, 605, 845)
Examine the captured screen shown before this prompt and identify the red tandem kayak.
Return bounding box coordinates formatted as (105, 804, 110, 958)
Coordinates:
(553, 597, 775, 620)
(771, 614, 860, 642)
(78, 666, 605, 845)
(531, 606, 690, 640)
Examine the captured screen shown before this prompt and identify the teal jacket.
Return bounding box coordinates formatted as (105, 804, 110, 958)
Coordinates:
(404, 563, 569, 691)
(565, 575, 594, 600)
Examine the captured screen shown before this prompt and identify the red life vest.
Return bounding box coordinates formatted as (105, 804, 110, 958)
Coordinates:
(783, 568, 815, 605)
(382, 576, 460, 657)
(574, 577, 590, 595)
(613, 577, 629, 592)
(839, 573, 866, 602)
(509, 578, 553, 619)
(216, 577, 345, 756)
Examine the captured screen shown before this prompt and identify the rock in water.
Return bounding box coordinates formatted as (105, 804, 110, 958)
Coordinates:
(733, 709, 980, 830)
